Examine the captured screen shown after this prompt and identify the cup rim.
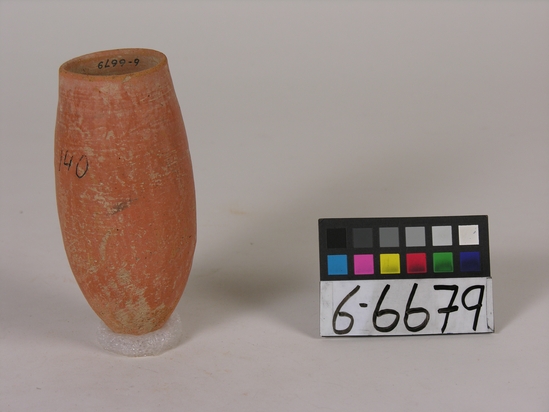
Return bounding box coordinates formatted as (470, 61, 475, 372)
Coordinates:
(59, 48, 168, 80)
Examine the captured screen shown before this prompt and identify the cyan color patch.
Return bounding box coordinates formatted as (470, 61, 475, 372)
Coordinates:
(327, 254, 348, 275)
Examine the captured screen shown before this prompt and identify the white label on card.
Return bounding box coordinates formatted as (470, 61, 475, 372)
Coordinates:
(320, 278, 493, 337)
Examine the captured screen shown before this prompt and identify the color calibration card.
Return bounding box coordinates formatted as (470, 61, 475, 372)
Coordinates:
(319, 216, 494, 337)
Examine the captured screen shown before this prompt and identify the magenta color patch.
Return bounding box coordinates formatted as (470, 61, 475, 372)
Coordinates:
(354, 254, 374, 275)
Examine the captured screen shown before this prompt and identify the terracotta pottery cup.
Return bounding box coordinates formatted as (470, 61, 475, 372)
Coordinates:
(55, 49, 196, 335)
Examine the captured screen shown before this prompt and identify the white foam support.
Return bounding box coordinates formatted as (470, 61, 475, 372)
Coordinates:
(96, 312, 182, 357)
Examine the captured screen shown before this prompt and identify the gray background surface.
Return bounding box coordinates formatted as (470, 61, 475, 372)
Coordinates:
(1, 1, 548, 411)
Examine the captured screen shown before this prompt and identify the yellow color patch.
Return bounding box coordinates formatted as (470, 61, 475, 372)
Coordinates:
(380, 254, 400, 274)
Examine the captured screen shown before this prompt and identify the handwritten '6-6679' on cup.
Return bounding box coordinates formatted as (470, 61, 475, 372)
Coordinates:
(319, 216, 494, 337)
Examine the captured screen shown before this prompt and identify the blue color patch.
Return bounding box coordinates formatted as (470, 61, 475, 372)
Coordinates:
(460, 251, 481, 272)
(327, 254, 348, 275)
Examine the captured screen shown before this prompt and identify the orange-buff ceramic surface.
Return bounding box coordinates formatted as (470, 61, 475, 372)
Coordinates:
(55, 49, 196, 335)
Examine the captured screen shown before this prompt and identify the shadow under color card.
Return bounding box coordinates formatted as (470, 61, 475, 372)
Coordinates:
(319, 216, 494, 337)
